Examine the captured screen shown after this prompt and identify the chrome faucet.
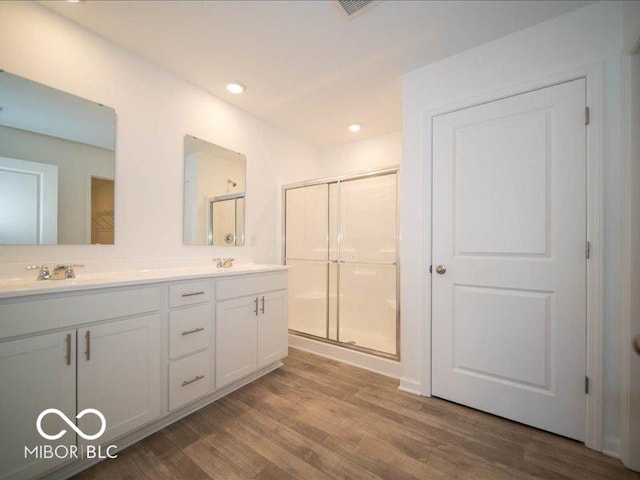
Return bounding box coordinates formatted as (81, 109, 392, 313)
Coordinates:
(25, 265, 51, 281)
(213, 258, 235, 268)
(26, 264, 83, 280)
(52, 265, 73, 280)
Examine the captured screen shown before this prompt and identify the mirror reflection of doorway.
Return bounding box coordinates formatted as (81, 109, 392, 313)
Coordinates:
(90, 177, 114, 245)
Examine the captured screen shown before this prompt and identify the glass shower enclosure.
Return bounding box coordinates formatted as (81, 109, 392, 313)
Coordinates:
(209, 193, 245, 246)
(283, 169, 399, 359)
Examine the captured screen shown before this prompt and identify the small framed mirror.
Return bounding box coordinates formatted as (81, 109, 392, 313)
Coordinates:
(183, 135, 246, 246)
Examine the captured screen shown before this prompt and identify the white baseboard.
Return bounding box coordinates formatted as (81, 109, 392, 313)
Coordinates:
(288, 334, 401, 379)
(399, 377, 423, 395)
(603, 435, 621, 459)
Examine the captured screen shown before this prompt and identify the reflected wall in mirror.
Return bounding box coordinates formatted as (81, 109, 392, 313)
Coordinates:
(0, 71, 116, 245)
(183, 136, 246, 246)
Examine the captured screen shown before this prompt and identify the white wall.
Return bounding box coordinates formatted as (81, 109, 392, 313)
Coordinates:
(0, 1, 319, 265)
(402, 1, 627, 454)
(317, 131, 402, 178)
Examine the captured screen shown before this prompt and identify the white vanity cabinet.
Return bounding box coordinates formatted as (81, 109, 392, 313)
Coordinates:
(215, 272, 288, 389)
(0, 286, 161, 480)
(0, 265, 288, 480)
(257, 290, 288, 368)
(0, 330, 76, 480)
(167, 280, 214, 411)
(77, 314, 161, 445)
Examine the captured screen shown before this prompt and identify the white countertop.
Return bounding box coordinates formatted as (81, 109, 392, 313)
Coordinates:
(0, 263, 288, 299)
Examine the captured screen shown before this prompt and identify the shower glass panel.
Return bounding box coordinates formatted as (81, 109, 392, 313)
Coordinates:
(285, 184, 328, 260)
(338, 174, 397, 355)
(338, 264, 396, 354)
(284, 169, 398, 359)
(209, 193, 244, 246)
(285, 184, 329, 337)
(288, 260, 328, 337)
(236, 196, 245, 245)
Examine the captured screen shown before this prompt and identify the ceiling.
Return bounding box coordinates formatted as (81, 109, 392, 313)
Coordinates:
(41, 0, 590, 148)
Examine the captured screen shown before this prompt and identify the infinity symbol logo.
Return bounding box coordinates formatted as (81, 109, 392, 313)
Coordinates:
(36, 408, 107, 441)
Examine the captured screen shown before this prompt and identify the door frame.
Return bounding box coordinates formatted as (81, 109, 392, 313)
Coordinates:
(420, 63, 604, 451)
(620, 33, 640, 469)
(84, 173, 115, 244)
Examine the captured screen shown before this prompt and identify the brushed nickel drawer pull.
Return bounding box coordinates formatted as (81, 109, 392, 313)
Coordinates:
(65, 333, 71, 366)
(253, 297, 259, 316)
(85, 330, 91, 361)
(181, 327, 205, 336)
(181, 291, 205, 297)
(260, 296, 265, 314)
(181, 375, 204, 387)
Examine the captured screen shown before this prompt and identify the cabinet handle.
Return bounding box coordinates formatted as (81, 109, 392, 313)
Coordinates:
(65, 333, 71, 366)
(181, 327, 205, 336)
(181, 375, 204, 387)
(85, 330, 91, 361)
(254, 297, 259, 316)
(260, 296, 265, 314)
(181, 291, 205, 297)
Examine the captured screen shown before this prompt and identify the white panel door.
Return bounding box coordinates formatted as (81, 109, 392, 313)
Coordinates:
(77, 314, 161, 446)
(432, 79, 587, 440)
(0, 157, 58, 244)
(0, 331, 75, 480)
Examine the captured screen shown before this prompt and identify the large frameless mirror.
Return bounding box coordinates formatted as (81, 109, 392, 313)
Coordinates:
(183, 135, 246, 246)
(0, 70, 116, 245)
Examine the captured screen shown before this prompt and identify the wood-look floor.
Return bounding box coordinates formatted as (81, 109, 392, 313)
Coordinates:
(73, 348, 638, 480)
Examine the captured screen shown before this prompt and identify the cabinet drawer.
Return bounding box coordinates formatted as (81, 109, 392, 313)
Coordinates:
(169, 350, 211, 411)
(216, 272, 287, 301)
(169, 280, 211, 307)
(169, 304, 210, 359)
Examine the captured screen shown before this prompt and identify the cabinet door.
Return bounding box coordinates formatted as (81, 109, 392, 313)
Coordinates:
(0, 331, 76, 480)
(216, 296, 257, 389)
(77, 314, 160, 446)
(258, 290, 288, 368)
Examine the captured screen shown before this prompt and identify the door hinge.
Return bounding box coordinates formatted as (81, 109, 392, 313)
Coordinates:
(429, 265, 432, 274)
(585, 241, 591, 259)
(585, 376, 590, 394)
(585, 106, 590, 125)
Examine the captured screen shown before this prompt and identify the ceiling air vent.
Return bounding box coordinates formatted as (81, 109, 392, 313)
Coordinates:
(334, 0, 381, 20)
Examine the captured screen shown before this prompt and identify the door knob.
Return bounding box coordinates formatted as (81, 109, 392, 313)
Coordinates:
(634, 335, 640, 356)
(435, 265, 447, 275)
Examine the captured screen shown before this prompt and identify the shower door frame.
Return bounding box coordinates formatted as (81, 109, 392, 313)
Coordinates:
(282, 166, 400, 361)
(208, 192, 245, 246)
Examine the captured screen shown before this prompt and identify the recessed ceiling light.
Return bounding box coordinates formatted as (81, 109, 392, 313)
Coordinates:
(348, 124, 361, 132)
(226, 81, 246, 95)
